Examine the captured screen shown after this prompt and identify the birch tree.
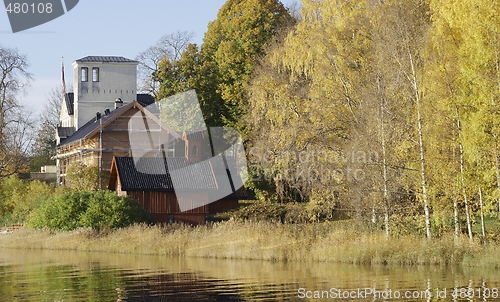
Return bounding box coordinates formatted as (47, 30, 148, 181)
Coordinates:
(371, 0, 433, 238)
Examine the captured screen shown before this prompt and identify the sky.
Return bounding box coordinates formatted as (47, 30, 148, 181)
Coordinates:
(0, 0, 297, 116)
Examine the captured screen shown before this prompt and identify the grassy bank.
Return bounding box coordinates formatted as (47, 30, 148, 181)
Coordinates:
(1, 220, 499, 268)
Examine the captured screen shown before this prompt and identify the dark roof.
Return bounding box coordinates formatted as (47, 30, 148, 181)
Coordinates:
(57, 102, 132, 147)
(65, 93, 74, 115)
(112, 156, 248, 199)
(136, 94, 155, 107)
(75, 56, 138, 63)
(113, 157, 218, 191)
(136, 94, 160, 116)
(57, 127, 76, 140)
(184, 130, 205, 139)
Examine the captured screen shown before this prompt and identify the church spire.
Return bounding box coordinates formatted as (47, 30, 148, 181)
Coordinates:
(61, 57, 66, 94)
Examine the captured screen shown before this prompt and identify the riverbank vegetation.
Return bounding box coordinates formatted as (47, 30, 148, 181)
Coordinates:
(0, 171, 498, 268)
(1, 220, 499, 268)
(1, 174, 499, 267)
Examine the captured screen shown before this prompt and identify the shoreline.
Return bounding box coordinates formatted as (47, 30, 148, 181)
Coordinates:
(1, 220, 499, 268)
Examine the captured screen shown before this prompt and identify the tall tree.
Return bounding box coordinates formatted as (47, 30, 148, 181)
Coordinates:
(247, 0, 381, 215)
(155, 44, 226, 127)
(205, 0, 294, 129)
(136, 31, 195, 98)
(0, 44, 33, 178)
(370, 0, 433, 238)
(30, 86, 63, 172)
(156, 0, 294, 131)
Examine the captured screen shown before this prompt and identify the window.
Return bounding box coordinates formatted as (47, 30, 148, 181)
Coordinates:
(81, 67, 88, 82)
(92, 67, 99, 82)
(191, 145, 198, 156)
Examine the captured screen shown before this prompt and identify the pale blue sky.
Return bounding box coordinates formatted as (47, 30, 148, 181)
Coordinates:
(0, 0, 297, 115)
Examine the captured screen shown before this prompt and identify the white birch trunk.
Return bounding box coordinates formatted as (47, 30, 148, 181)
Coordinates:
(457, 118, 473, 243)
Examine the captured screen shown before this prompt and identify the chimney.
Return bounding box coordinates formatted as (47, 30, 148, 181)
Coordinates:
(104, 108, 111, 116)
(95, 112, 101, 122)
(114, 98, 123, 109)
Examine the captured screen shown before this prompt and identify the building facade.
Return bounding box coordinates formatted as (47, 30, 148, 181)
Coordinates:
(71, 56, 138, 129)
(54, 56, 245, 221)
(55, 56, 166, 185)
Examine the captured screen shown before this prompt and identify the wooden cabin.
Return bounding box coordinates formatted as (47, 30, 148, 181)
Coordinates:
(107, 156, 245, 224)
(54, 100, 179, 185)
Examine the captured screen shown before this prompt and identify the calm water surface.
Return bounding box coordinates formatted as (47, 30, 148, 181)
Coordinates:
(0, 248, 499, 301)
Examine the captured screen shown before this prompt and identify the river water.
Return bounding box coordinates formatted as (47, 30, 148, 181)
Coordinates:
(0, 248, 499, 301)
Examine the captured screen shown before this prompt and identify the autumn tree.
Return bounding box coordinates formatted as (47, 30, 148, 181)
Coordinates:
(427, 1, 500, 243)
(247, 0, 380, 217)
(155, 44, 226, 127)
(65, 162, 104, 191)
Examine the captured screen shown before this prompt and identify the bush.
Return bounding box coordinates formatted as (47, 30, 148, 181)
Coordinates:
(81, 191, 152, 230)
(26, 190, 151, 231)
(227, 201, 288, 222)
(0, 175, 55, 224)
(26, 191, 90, 231)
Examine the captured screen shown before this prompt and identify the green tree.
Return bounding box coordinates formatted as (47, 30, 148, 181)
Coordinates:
(155, 44, 226, 128)
(80, 190, 152, 231)
(156, 0, 294, 130)
(26, 190, 151, 231)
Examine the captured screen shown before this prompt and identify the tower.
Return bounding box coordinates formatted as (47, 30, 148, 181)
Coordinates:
(183, 131, 204, 163)
(72, 56, 138, 129)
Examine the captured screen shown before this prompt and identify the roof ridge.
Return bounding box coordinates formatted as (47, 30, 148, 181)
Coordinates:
(75, 56, 138, 63)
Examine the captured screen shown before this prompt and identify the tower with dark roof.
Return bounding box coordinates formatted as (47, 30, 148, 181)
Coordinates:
(71, 56, 139, 129)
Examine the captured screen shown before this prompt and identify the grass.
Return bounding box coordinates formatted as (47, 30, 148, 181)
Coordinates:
(1, 219, 499, 268)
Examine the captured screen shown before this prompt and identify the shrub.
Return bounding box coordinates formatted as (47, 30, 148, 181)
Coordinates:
(0, 175, 26, 216)
(26, 190, 151, 231)
(0, 175, 55, 224)
(81, 191, 152, 230)
(303, 188, 339, 222)
(26, 191, 89, 231)
(228, 201, 288, 222)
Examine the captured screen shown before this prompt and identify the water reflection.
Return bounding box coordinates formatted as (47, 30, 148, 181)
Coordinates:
(0, 248, 499, 301)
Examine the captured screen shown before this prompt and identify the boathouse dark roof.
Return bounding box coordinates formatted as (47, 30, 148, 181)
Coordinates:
(110, 156, 247, 198)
